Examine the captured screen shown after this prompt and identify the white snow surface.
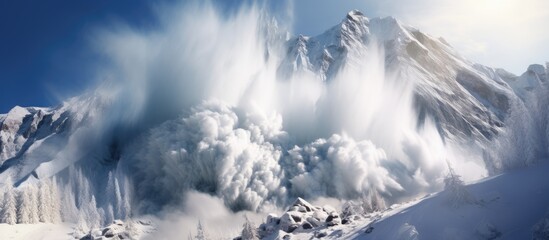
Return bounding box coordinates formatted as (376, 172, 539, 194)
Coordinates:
(260, 160, 549, 240)
(0, 219, 155, 240)
(0, 223, 73, 240)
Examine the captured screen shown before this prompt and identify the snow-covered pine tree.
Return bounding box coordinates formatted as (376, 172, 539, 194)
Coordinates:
(361, 189, 387, 213)
(106, 204, 115, 224)
(86, 195, 101, 229)
(74, 211, 90, 237)
(113, 176, 123, 219)
(444, 162, 475, 207)
(38, 179, 52, 222)
(241, 215, 259, 240)
(370, 189, 386, 212)
(0, 185, 4, 213)
(75, 168, 90, 209)
(17, 187, 32, 223)
(106, 172, 118, 219)
(341, 200, 364, 219)
(61, 181, 78, 222)
(195, 220, 209, 240)
(1, 178, 17, 224)
(28, 185, 39, 223)
(107, 171, 122, 219)
(120, 176, 132, 219)
(98, 208, 106, 226)
(50, 178, 62, 223)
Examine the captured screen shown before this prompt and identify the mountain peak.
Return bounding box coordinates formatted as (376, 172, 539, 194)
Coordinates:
(5, 105, 30, 121)
(347, 9, 364, 18)
(527, 64, 546, 75)
(337, 10, 370, 47)
(345, 9, 368, 23)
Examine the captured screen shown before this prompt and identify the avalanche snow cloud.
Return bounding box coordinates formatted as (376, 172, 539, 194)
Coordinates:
(81, 2, 452, 213)
(0, 1, 466, 215)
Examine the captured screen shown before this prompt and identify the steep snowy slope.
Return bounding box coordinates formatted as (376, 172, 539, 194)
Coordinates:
(256, 160, 549, 240)
(348, 161, 549, 240)
(0, 92, 114, 185)
(281, 10, 514, 143)
(0, 105, 75, 187)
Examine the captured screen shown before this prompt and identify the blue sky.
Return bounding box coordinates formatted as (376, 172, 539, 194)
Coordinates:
(0, 0, 166, 112)
(1, 0, 547, 113)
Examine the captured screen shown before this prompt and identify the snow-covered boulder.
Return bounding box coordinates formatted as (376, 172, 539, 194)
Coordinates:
(76, 219, 154, 240)
(259, 197, 340, 236)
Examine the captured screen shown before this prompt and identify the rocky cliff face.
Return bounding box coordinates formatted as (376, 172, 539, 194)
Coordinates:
(0, 106, 70, 164)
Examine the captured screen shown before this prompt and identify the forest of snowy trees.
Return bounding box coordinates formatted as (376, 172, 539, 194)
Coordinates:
(0, 178, 60, 224)
(0, 168, 132, 230)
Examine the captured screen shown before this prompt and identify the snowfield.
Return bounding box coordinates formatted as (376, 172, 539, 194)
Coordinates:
(0, 223, 73, 240)
(347, 160, 549, 240)
(0, 219, 156, 240)
(254, 160, 549, 240)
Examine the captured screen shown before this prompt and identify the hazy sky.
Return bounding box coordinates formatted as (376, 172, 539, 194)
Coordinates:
(291, 0, 549, 74)
(0, 0, 547, 112)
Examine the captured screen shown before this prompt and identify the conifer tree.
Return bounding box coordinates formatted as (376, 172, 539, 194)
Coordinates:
(195, 220, 209, 240)
(17, 187, 31, 224)
(106, 204, 115, 224)
(2, 178, 17, 224)
(74, 211, 90, 236)
(444, 163, 475, 207)
(120, 176, 131, 219)
(38, 180, 52, 222)
(28, 185, 39, 223)
(87, 195, 101, 229)
(241, 216, 259, 240)
(61, 182, 78, 222)
(0, 186, 4, 213)
(113, 177, 123, 219)
(50, 178, 62, 223)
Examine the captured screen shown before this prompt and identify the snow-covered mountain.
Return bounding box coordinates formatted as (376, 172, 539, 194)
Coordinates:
(1, 8, 548, 239)
(0, 93, 109, 182)
(281, 10, 516, 144)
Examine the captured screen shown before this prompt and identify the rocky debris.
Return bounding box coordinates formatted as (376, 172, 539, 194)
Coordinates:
(314, 230, 328, 238)
(80, 221, 128, 240)
(77, 219, 155, 240)
(259, 198, 341, 237)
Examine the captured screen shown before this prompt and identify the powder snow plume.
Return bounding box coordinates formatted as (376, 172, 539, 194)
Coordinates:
(0, 1, 470, 219)
(69, 1, 452, 213)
